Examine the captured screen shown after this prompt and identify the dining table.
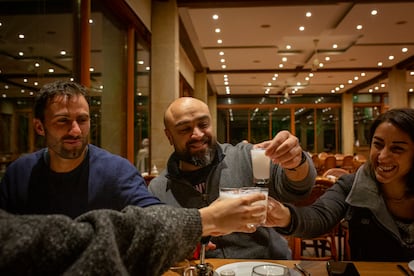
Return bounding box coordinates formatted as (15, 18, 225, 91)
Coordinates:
(162, 258, 412, 276)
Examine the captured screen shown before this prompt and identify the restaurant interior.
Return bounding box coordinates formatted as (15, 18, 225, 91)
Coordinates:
(0, 0, 413, 273)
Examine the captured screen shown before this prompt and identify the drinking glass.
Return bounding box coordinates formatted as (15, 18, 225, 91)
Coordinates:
(251, 148, 271, 187)
(219, 187, 268, 226)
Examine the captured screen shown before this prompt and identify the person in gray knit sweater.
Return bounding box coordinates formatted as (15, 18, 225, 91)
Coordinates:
(0, 193, 266, 275)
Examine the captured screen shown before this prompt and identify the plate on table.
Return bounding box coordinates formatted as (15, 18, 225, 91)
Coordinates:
(215, 261, 296, 276)
(408, 260, 414, 272)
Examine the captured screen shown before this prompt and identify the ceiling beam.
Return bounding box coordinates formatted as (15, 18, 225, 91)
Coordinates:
(177, 0, 410, 8)
(207, 67, 387, 75)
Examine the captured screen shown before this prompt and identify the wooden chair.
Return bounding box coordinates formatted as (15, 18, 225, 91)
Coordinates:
(311, 154, 324, 176)
(291, 178, 338, 261)
(341, 155, 355, 172)
(323, 155, 337, 172)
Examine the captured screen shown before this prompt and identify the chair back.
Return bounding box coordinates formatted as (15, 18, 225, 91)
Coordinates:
(323, 156, 337, 171)
(311, 154, 324, 175)
(291, 177, 338, 261)
(341, 155, 355, 172)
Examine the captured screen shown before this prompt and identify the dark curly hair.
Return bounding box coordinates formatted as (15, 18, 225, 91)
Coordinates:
(34, 81, 89, 122)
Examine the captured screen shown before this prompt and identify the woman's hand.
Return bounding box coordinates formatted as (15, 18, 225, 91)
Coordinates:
(263, 196, 292, 228)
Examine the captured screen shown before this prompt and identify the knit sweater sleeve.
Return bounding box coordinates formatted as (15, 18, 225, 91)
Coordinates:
(0, 205, 202, 276)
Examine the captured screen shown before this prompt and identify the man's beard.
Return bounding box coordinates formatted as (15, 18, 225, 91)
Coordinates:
(176, 140, 216, 167)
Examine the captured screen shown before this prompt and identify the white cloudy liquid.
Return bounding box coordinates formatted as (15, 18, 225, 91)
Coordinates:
(251, 149, 270, 180)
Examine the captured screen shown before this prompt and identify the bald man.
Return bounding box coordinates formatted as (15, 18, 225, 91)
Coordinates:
(149, 97, 317, 259)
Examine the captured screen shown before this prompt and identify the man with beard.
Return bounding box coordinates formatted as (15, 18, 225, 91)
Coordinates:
(148, 97, 317, 259)
(0, 81, 162, 218)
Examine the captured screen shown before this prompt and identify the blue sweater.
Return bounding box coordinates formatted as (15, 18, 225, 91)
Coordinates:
(0, 144, 162, 218)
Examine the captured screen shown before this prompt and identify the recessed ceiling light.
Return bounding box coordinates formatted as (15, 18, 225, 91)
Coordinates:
(299, 26, 305, 31)
(356, 25, 363, 30)
(217, 39, 222, 44)
(377, 61, 383, 67)
(215, 28, 221, 33)
(212, 14, 219, 20)
(371, 10, 378, 16)
(18, 34, 24, 39)
(402, 47, 408, 53)
(306, 12, 312, 17)
(286, 45, 291, 50)
(388, 55, 394, 60)
(219, 51, 224, 56)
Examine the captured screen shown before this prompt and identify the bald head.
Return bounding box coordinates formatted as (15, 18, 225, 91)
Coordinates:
(163, 97, 216, 168)
(164, 97, 210, 129)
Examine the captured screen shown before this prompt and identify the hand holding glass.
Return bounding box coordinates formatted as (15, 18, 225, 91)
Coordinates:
(219, 187, 268, 226)
(251, 148, 270, 187)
